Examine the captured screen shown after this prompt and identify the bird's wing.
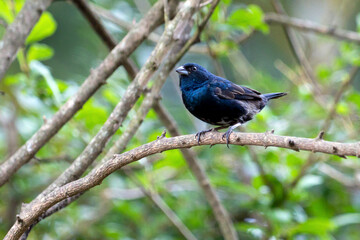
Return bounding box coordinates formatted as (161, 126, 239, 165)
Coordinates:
(212, 77, 262, 101)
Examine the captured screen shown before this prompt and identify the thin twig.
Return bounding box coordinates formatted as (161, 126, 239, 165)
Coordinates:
(91, 3, 161, 43)
(270, 0, 323, 98)
(265, 13, 360, 44)
(318, 163, 357, 187)
(289, 66, 359, 189)
(124, 170, 198, 240)
(321, 66, 359, 132)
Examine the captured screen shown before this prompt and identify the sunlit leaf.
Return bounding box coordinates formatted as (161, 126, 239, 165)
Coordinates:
(27, 43, 54, 62)
(26, 12, 57, 44)
(288, 218, 336, 237)
(228, 4, 269, 33)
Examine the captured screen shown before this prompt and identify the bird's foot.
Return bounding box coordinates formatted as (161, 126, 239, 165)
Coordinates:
(222, 130, 233, 148)
(195, 128, 216, 144)
(222, 123, 242, 148)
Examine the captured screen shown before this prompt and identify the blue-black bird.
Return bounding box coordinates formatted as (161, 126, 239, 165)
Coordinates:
(175, 63, 287, 147)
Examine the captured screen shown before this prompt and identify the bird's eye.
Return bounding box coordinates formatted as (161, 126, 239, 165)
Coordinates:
(192, 66, 197, 71)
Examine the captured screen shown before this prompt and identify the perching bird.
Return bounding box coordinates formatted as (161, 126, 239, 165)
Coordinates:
(175, 63, 287, 147)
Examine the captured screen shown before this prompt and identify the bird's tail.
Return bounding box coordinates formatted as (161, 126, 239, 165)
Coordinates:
(263, 92, 287, 100)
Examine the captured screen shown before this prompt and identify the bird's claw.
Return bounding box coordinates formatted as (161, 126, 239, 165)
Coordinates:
(195, 128, 214, 145)
(222, 129, 233, 148)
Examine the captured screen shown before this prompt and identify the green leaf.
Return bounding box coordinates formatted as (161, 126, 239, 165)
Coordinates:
(347, 92, 360, 109)
(228, 4, 269, 33)
(336, 102, 349, 115)
(27, 43, 54, 62)
(289, 218, 336, 237)
(74, 99, 108, 130)
(0, 0, 25, 23)
(26, 12, 57, 44)
(0, 0, 13, 23)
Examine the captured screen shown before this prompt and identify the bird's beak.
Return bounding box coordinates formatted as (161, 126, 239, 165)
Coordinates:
(175, 66, 189, 76)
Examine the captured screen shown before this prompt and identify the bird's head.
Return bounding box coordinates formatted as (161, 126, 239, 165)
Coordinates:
(175, 63, 211, 85)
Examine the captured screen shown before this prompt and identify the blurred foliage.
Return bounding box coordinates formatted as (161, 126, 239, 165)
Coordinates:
(1, 0, 360, 239)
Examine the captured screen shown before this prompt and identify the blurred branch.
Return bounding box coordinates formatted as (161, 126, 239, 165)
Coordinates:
(91, 3, 208, 54)
(318, 163, 357, 188)
(0, 17, 7, 28)
(31, 155, 73, 164)
(321, 66, 359, 132)
(288, 66, 359, 189)
(104, 180, 197, 199)
(72, 0, 141, 98)
(247, 144, 279, 198)
(0, 0, 168, 187)
(265, 13, 360, 44)
(0, 112, 19, 157)
(124, 170, 198, 240)
(0, 0, 53, 82)
(91, 3, 161, 43)
(270, 0, 323, 98)
(6, 131, 360, 238)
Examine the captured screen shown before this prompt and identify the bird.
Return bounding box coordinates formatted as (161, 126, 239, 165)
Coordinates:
(175, 63, 287, 147)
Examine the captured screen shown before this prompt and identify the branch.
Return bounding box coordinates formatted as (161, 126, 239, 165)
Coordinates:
(322, 66, 359, 132)
(90, 3, 161, 43)
(18, 194, 83, 240)
(0, 0, 167, 187)
(318, 163, 359, 187)
(265, 13, 360, 44)
(0, 0, 53, 82)
(270, 0, 323, 97)
(5, 132, 360, 239)
(288, 66, 359, 189)
(72, 0, 154, 78)
(124, 170, 197, 240)
(91, 3, 208, 54)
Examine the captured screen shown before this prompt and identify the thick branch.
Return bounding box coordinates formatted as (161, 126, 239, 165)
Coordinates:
(265, 13, 360, 44)
(0, 0, 53, 82)
(5, 132, 360, 239)
(0, 0, 166, 187)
